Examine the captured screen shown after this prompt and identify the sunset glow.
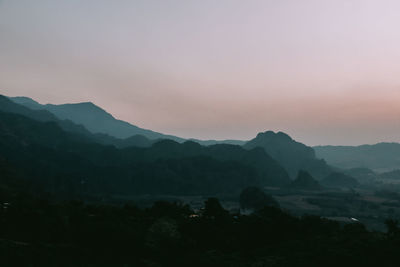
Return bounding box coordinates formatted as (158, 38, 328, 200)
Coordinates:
(1, 0, 400, 145)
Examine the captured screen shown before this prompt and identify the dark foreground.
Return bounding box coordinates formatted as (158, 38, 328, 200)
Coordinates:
(1, 193, 400, 267)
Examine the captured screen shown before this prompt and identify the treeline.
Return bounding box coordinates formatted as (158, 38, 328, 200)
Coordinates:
(1, 192, 400, 266)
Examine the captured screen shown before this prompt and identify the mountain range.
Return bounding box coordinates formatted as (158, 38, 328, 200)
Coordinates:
(6, 94, 383, 195)
(10, 96, 246, 146)
(7, 95, 332, 178)
(12, 95, 400, 178)
(0, 95, 294, 197)
(314, 143, 400, 173)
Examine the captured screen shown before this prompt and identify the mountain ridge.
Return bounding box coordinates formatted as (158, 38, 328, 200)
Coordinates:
(10, 96, 185, 142)
(9, 95, 248, 146)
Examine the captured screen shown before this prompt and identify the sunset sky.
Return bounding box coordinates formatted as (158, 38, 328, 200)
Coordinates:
(1, 0, 400, 145)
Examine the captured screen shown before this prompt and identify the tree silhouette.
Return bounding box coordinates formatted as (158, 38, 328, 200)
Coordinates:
(239, 186, 279, 211)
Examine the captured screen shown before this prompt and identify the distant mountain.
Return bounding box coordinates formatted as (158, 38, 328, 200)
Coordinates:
(0, 111, 290, 196)
(314, 143, 400, 173)
(0, 95, 89, 135)
(244, 131, 332, 179)
(10, 96, 185, 142)
(10, 96, 248, 146)
(0, 95, 154, 148)
(289, 170, 321, 190)
(320, 172, 359, 188)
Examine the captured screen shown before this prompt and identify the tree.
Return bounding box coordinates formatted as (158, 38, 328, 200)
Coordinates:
(203, 198, 229, 219)
(385, 219, 399, 238)
(239, 186, 279, 211)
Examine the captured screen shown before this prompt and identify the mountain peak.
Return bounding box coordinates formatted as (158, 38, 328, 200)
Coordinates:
(8, 96, 42, 109)
(255, 130, 292, 141)
(9, 96, 39, 105)
(245, 130, 331, 179)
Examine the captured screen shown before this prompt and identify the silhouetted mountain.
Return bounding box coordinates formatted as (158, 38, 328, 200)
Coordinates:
(244, 131, 331, 179)
(314, 143, 400, 173)
(8, 96, 43, 109)
(0, 111, 290, 196)
(10, 96, 185, 142)
(289, 170, 321, 190)
(0, 95, 96, 136)
(320, 172, 359, 188)
(1, 95, 155, 148)
(10, 95, 252, 146)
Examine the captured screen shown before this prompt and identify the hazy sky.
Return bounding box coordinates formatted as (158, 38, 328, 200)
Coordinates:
(1, 0, 400, 145)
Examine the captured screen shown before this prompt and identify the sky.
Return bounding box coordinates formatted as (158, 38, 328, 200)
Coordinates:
(1, 0, 400, 146)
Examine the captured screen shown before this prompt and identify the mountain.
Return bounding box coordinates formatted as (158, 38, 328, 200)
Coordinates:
(0, 95, 154, 148)
(320, 172, 359, 188)
(0, 110, 290, 196)
(314, 143, 400, 173)
(10, 96, 185, 142)
(0, 95, 90, 135)
(10, 96, 248, 146)
(244, 131, 332, 179)
(289, 170, 321, 190)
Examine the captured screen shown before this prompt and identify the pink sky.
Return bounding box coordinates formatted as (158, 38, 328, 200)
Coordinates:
(1, 0, 400, 145)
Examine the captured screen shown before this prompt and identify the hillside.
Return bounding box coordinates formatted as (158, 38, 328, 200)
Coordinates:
(0, 111, 290, 196)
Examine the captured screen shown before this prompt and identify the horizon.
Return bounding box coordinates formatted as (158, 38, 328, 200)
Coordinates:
(1, 1, 400, 146)
(4, 93, 399, 148)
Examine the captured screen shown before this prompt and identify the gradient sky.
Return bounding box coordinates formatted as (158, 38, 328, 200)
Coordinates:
(1, 0, 400, 145)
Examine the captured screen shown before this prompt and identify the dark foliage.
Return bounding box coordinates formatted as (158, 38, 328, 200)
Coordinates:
(239, 186, 279, 210)
(1, 193, 400, 266)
